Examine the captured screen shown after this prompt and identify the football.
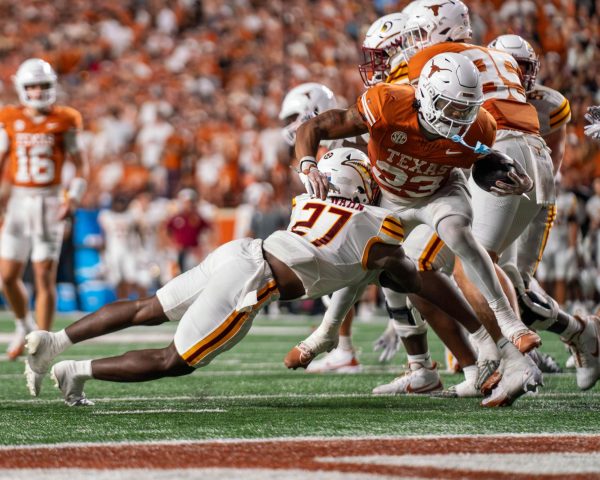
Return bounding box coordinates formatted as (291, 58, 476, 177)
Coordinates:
(471, 150, 517, 192)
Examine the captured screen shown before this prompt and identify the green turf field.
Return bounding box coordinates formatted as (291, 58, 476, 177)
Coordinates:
(0, 313, 599, 446)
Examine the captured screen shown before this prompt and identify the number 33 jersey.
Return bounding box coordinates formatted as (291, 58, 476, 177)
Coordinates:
(0, 105, 82, 188)
(263, 194, 405, 298)
(357, 83, 496, 201)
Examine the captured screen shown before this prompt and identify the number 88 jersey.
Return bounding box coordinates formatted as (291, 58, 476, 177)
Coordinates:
(0, 105, 82, 188)
(263, 194, 405, 298)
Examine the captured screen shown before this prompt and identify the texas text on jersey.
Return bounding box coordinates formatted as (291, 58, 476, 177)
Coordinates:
(0, 105, 82, 188)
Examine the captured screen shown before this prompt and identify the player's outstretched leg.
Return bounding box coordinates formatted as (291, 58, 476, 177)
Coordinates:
(25, 296, 169, 396)
(51, 343, 193, 406)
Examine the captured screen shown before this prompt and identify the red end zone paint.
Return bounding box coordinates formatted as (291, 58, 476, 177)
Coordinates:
(1, 435, 600, 479)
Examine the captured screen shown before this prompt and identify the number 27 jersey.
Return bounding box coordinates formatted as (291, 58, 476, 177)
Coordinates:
(262, 195, 405, 298)
(0, 105, 82, 188)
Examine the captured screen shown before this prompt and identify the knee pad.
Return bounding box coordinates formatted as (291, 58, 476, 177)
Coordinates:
(386, 298, 428, 338)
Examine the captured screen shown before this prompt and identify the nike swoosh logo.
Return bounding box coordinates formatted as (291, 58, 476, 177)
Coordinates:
(446, 149, 462, 155)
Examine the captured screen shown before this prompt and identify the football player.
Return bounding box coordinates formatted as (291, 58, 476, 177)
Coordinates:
(25, 148, 426, 405)
(310, 10, 493, 394)
(0, 59, 88, 359)
(293, 51, 542, 406)
(489, 35, 600, 390)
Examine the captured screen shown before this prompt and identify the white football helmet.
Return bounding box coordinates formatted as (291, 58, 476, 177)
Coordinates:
(417, 52, 483, 138)
(401, 0, 471, 62)
(359, 13, 408, 86)
(13, 58, 57, 110)
(487, 34, 539, 93)
(279, 83, 337, 146)
(318, 148, 379, 205)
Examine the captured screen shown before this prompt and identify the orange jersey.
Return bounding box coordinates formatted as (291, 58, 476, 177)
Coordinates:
(0, 105, 82, 188)
(357, 83, 496, 199)
(408, 42, 540, 135)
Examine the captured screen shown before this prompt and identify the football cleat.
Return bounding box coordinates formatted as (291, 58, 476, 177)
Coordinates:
(25, 331, 62, 396)
(481, 354, 543, 407)
(564, 315, 600, 390)
(527, 349, 562, 374)
(565, 354, 576, 369)
(372, 361, 442, 395)
(434, 377, 481, 398)
(475, 359, 501, 394)
(510, 329, 542, 354)
(305, 347, 361, 373)
(444, 346, 462, 374)
(50, 361, 94, 407)
(284, 342, 317, 370)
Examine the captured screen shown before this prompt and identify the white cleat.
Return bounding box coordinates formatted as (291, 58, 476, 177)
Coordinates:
(305, 347, 361, 373)
(50, 361, 94, 407)
(435, 377, 481, 398)
(372, 361, 442, 395)
(481, 354, 543, 407)
(25, 331, 60, 396)
(565, 315, 600, 390)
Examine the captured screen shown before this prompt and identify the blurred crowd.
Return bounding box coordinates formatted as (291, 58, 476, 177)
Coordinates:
(0, 0, 599, 305)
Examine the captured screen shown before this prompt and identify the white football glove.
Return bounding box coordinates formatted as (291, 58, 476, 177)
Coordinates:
(584, 106, 600, 139)
(298, 172, 315, 196)
(373, 318, 402, 363)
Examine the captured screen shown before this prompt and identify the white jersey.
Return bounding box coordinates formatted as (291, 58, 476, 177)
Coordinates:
(528, 85, 571, 137)
(263, 195, 404, 298)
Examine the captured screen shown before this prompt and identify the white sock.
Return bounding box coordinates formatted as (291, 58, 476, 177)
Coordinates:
(74, 360, 93, 380)
(488, 296, 524, 339)
(24, 312, 36, 331)
(496, 337, 522, 361)
(337, 335, 353, 351)
(469, 326, 500, 361)
(462, 364, 478, 384)
(407, 352, 433, 369)
(560, 315, 584, 342)
(54, 329, 73, 354)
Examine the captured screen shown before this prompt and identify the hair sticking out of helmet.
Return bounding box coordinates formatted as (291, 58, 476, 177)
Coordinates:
(317, 148, 379, 205)
(417, 52, 483, 139)
(487, 34, 539, 93)
(359, 13, 408, 87)
(400, 0, 472, 62)
(279, 83, 337, 146)
(13, 58, 57, 110)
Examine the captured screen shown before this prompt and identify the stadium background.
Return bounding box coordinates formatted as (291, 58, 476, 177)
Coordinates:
(0, 0, 597, 309)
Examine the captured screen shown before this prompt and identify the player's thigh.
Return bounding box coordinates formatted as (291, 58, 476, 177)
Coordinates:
(0, 196, 31, 263)
(173, 242, 277, 368)
(31, 196, 65, 263)
(403, 224, 455, 274)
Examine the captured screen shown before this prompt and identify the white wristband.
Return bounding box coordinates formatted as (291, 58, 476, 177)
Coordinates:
(68, 177, 87, 203)
(299, 156, 317, 174)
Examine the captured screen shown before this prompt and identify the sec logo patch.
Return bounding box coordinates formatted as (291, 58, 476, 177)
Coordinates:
(391, 131, 407, 144)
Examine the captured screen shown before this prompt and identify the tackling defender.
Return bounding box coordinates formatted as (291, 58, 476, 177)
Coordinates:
(24, 148, 428, 406)
(0, 59, 88, 359)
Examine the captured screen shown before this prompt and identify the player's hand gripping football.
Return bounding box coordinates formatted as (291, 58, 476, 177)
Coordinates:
(373, 318, 402, 363)
(284, 342, 317, 370)
(490, 167, 533, 196)
(584, 106, 600, 139)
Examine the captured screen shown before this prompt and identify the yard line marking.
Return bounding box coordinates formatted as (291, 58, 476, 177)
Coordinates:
(5, 391, 600, 405)
(92, 408, 226, 415)
(1, 433, 600, 450)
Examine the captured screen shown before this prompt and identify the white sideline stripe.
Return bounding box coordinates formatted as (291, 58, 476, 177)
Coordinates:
(317, 453, 600, 474)
(0, 469, 404, 480)
(1, 433, 599, 451)
(5, 390, 600, 406)
(92, 408, 226, 415)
